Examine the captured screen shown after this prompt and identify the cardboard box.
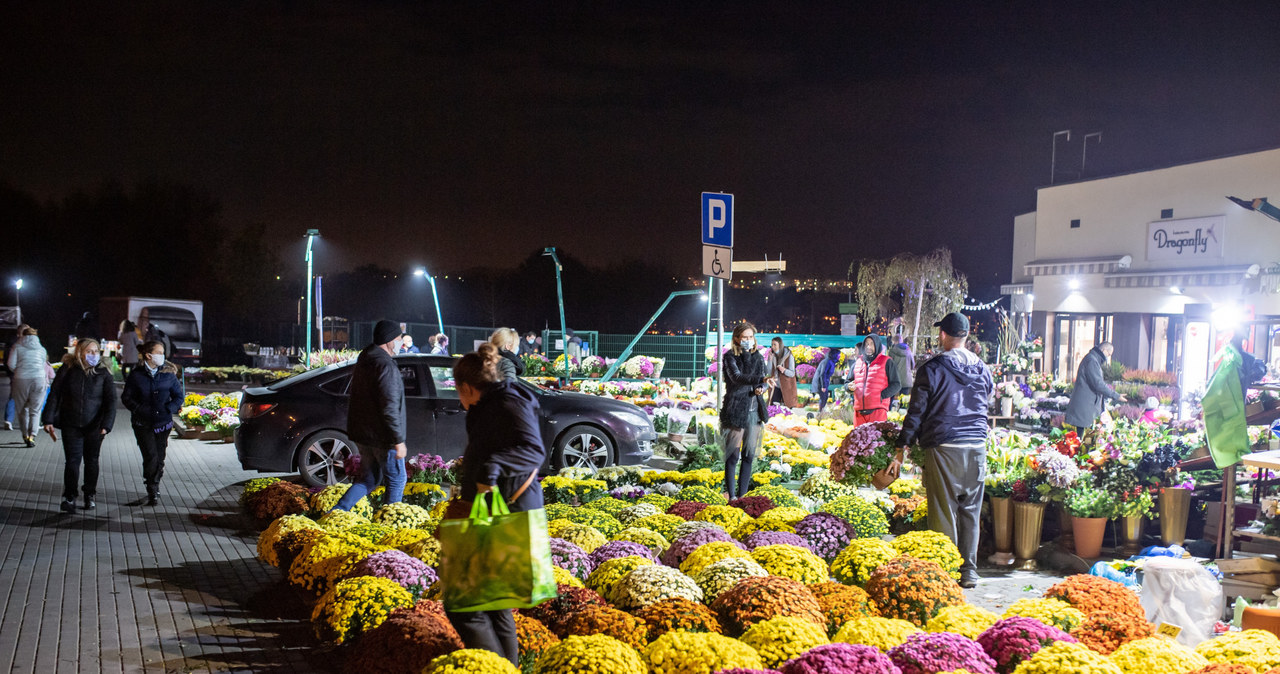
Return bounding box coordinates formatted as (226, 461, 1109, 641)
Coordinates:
(1230, 572, 1280, 586)
(1217, 557, 1280, 574)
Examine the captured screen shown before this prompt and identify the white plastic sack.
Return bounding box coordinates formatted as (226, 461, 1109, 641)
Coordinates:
(1140, 557, 1223, 647)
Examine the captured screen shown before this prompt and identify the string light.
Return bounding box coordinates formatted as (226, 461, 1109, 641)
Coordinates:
(961, 296, 1004, 311)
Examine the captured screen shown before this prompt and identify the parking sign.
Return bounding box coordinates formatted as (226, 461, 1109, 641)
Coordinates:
(701, 192, 733, 248)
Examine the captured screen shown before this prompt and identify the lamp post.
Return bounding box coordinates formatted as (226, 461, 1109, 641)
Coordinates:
(601, 290, 706, 382)
(13, 279, 22, 322)
(304, 229, 319, 368)
(542, 247, 568, 376)
(413, 267, 445, 333)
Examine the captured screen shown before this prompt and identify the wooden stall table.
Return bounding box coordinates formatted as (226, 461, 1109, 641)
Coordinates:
(988, 415, 1015, 429)
(1221, 449, 1280, 560)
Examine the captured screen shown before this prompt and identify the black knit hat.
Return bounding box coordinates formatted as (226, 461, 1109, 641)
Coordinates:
(373, 319, 403, 346)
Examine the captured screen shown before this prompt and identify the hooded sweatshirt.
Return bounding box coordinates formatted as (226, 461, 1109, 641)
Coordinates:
(897, 346, 994, 448)
(7, 334, 49, 383)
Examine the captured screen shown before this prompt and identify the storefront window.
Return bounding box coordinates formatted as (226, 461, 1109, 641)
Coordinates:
(1053, 314, 1113, 381)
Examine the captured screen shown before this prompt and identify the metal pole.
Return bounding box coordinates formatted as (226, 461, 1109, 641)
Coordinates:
(602, 290, 701, 382)
(544, 247, 569, 382)
(716, 277, 725, 411)
(304, 231, 316, 367)
(428, 276, 444, 331)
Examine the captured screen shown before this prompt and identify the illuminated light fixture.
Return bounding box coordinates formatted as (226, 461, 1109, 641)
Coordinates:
(1067, 278, 1081, 291)
(1212, 305, 1244, 331)
(1027, 294, 1035, 301)
(1170, 286, 1181, 295)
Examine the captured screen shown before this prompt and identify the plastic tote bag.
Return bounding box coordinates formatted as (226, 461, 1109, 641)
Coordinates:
(438, 486, 557, 612)
(1140, 557, 1223, 647)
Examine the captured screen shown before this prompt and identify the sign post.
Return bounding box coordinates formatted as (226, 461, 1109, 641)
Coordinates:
(702, 193, 734, 411)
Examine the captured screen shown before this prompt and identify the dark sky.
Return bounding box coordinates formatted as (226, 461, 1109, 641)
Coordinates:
(4, 1, 1280, 291)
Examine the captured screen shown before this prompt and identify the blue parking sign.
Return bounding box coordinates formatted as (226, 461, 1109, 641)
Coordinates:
(701, 192, 733, 248)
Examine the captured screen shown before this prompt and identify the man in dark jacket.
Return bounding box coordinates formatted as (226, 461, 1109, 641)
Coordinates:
(894, 312, 993, 587)
(1063, 343, 1124, 429)
(335, 319, 408, 511)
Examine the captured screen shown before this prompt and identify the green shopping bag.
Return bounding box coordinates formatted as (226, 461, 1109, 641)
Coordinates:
(438, 485, 557, 612)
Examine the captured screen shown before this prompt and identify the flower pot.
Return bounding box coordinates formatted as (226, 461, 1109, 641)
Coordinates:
(221, 435, 234, 444)
(1071, 516, 1107, 558)
(1000, 398, 1014, 417)
(1012, 501, 1046, 568)
(988, 496, 1015, 565)
(1158, 487, 1192, 547)
(1033, 391, 1049, 400)
(1117, 514, 1145, 555)
(667, 433, 685, 443)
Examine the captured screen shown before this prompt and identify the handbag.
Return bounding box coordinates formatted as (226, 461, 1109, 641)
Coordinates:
(437, 484, 557, 612)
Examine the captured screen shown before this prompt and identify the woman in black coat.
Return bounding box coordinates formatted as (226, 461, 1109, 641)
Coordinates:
(720, 322, 773, 499)
(121, 340, 185, 505)
(441, 342, 546, 666)
(42, 338, 117, 513)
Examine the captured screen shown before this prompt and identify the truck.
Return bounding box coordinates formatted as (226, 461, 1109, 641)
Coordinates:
(99, 297, 204, 365)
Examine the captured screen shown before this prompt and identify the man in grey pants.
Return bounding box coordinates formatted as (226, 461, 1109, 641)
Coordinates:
(890, 313, 994, 588)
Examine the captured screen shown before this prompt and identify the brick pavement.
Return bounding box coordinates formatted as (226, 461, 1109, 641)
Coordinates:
(0, 410, 324, 673)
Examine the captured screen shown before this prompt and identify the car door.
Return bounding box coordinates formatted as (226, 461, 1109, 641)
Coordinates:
(397, 360, 436, 455)
(426, 364, 468, 459)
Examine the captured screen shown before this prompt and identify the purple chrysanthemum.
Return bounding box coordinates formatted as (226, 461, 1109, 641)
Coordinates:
(661, 528, 742, 567)
(794, 513, 854, 561)
(549, 537, 595, 581)
(344, 550, 437, 599)
(975, 617, 1076, 674)
(780, 643, 902, 674)
(743, 530, 811, 551)
(889, 631, 997, 674)
(714, 670, 782, 674)
(588, 540, 658, 567)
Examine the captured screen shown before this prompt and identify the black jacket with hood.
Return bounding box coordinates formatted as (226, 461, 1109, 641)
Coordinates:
(346, 344, 406, 449)
(720, 347, 768, 429)
(458, 379, 546, 504)
(897, 346, 994, 448)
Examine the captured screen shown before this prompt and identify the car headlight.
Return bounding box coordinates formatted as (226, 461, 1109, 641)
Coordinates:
(614, 410, 652, 429)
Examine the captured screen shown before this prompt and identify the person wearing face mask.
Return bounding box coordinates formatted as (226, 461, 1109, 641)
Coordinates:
(489, 327, 525, 382)
(121, 340, 185, 505)
(42, 338, 116, 513)
(440, 341, 546, 665)
(847, 335, 902, 425)
(721, 322, 772, 499)
(766, 337, 798, 408)
(518, 331, 540, 356)
(333, 320, 409, 511)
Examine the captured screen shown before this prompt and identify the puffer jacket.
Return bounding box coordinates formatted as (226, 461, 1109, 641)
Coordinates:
(7, 335, 48, 383)
(850, 338, 901, 413)
(720, 347, 767, 429)
(121, 363, 185, 430)
(42, 359, 117, 431)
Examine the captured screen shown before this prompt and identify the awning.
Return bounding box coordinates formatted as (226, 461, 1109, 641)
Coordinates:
(1024, 255, 1132, 277)
(1000, 283, 1033, 295)
(1102, 265, 1254, 289)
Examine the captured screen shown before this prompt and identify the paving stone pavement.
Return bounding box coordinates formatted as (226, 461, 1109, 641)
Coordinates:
(0, 410, 325, 673)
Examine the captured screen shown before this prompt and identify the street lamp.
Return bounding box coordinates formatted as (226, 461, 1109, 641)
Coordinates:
(304, 229, 319, 368)
(413, 267, 445, 333)
(601, 290, 706, 382)
(542, 247, 568, 374)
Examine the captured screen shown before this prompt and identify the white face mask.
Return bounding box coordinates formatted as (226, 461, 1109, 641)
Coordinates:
(740, 339, 755, 350)
(149, 353, 165, 367)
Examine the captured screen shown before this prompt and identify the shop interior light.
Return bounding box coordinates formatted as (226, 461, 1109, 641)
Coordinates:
(1027, 293, 1035, 301)
(1068, 278, 1081, 291)
(1170, 286, 1181, 295)
(1212, 305, 1244, 330)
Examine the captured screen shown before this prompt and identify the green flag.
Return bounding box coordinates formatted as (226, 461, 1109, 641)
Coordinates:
(1204, 345, 1249, 468)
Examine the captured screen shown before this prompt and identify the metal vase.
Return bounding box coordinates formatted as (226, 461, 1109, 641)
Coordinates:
(1159, 487, 1192, 547)
(1012, 501, 1046, 568)
(991, 496, 1013, 553)
(1117, 514, 1145, 555)
(1057, 502, 1075, 552)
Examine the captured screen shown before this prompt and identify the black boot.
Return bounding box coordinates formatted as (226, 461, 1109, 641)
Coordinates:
(146, 489, 158, 506)
(60, 499, 76, 514)
(83, 494, 95, 510)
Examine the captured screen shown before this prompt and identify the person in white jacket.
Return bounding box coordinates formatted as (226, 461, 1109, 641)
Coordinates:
(7, 326, 50, 447)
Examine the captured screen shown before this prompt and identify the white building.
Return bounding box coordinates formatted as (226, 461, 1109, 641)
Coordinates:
(1003, 146, 1280, 392)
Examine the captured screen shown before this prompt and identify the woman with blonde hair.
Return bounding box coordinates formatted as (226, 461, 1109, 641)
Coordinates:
(720, 322, 772, 498)
(489, 327, 524, 382)
(42, 338, 116, 513)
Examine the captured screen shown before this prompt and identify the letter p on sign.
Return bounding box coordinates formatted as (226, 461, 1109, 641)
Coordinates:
(701, 192, 734, 248)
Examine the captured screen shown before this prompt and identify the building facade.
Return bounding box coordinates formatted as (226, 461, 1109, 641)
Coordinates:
(1003, 146, 1280, 392)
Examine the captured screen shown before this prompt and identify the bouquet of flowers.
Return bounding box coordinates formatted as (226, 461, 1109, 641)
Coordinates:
(621, 355, 664, 379)
(407, 453, 456, 485)
(1026, 371, 1053, 393)
(579, 355, 608, 377)
(1001, 352, 1030, 373)
(551, 354, 579, 376)
(829, 421, 904, 488)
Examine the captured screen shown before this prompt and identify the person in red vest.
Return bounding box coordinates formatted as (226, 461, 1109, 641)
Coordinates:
(847, 335, 902, 425)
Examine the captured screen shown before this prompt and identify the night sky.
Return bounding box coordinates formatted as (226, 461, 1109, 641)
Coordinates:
(4, 2, 1280, 292)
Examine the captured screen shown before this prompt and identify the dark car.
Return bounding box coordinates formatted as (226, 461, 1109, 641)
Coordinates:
(235, 353, 656, 486)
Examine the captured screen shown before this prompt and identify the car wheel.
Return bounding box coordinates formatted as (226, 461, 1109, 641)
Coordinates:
(296, 430, 356, 488)
(553, 424, 615, 472)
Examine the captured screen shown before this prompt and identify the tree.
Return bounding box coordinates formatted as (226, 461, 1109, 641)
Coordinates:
(853, 248, 967, 352)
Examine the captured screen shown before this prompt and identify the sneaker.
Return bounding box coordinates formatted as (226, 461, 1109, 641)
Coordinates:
(83, 496, 96, 510)
(147, 494, 158, 506)
(60, 499, 76, 514)
(959, 573, 980, 589)
(3, 421, 11, 430)
(24, 436, 35, 448)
